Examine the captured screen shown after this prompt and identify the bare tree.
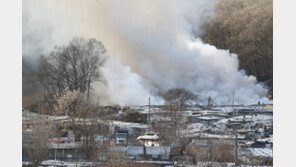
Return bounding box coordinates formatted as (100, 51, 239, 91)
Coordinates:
(22, 116, 55, 167)
(55, 90, 85, 116)
(160, 88, 197, 143)
(57, 91, 111, 162)
(37, 37, 106, 111)
(163, 88, 198, 107)
(187, 139, 235, 165)
(77, 120, 109, 161)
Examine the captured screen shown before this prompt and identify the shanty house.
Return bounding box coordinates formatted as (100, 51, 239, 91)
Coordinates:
(126, 146, 171, 161)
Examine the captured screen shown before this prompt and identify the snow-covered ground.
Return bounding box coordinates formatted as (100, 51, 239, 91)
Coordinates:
(186, 132, 245, 139)
(214, 114, 273, 126)
(181, 123, 210, 135)
(240, 148, 273, 157)
(41, 160, 101, 166)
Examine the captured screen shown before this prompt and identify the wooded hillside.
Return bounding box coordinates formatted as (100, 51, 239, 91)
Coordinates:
(201, 0, 273, 88)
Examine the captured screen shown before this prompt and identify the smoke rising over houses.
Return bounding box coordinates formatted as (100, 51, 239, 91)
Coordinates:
(23, 0, 269, 105)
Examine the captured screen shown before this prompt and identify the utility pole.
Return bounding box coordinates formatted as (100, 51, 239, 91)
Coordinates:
(148, 97, 151, 124)
(209, 140, 213, 164)
(235, 133, 238, 167)
(87, 77, 91, 102)
(143, 144, 147, 160)
(232, 91, 235, 109)
(177, 100, 181, 139)
(54, 148, 57, 165)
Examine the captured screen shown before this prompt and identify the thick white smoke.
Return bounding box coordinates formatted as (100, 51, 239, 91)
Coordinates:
(92, 57, 163, 106)
(23, 0, 269, 105)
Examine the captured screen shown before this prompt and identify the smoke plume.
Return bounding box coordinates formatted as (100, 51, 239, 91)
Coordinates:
(23, 0, 269, 105)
